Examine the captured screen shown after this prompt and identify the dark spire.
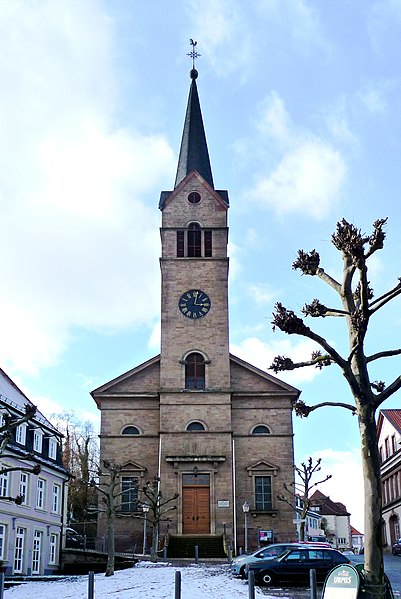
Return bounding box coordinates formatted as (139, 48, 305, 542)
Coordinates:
(174, 67, 214, 189)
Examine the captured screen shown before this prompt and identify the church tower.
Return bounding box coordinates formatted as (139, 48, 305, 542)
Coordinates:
(158, 67, 233, 536)
(92, 60, 299, 555)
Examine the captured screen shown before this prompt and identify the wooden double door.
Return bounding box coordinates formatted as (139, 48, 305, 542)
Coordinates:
(182, 473, 210, 534)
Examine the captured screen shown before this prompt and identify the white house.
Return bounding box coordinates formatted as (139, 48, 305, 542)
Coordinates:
(294, 495, 323, 541)
(0, 367, 69, 575)
(310, 490, 352, 550)
(378, 409, 401, 550)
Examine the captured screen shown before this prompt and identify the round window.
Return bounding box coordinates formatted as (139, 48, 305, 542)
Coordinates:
(188, 191, 201, 204)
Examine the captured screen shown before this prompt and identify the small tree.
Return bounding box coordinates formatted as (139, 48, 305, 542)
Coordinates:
(270, 218, 401, 599)
(88, 459, 138, 577)
(278, 457, 332, 541)
(0, 403, 41, 503)
(140, 477, 178, 560)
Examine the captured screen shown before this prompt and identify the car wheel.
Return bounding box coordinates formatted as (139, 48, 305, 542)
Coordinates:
(239, 566, 246, 578)
(261, 571, 275, 586)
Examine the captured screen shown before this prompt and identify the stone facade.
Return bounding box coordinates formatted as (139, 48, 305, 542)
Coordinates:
(92, 75, 299, 554)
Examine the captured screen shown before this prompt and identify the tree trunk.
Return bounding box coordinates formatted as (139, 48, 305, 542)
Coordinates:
(105, 512, 115, 576)
(151, 522, 159, 561)
(358, 405, 385, 599)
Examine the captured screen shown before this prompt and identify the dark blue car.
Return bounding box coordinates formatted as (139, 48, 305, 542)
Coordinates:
(248, 547, 351, 586)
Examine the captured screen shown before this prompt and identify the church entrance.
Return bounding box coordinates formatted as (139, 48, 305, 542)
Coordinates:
(182, 473, 210, 534)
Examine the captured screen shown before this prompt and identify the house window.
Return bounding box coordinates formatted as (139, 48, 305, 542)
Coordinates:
(32, 530, 43, 574)
(0, 468, 9, 498)
(252, 425, 270, 435)
(392, 435, 397, 454)
(19, 472, 28, 505)
(120, 477, 138, 513)
(255, 475, 272, 511)
(122, 426, 140, 435)
(15, 423, 27, 445)
(33, 430, 43, 453)
(385, 437, 390, 459)
(188, 223, 202, 257)
(49, 533, 58, 565)
(185, 353, 205, 390)
(0, 524, 6, 560)
(14, 527, 25, 574)
(36, 478, 45, 510)
(186, 421, 206, 431)
(52, 484, 61, 514)
(48, 438, 58, 460)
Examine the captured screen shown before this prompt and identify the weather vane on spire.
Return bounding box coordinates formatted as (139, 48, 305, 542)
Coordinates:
(188, 39, 201, 69)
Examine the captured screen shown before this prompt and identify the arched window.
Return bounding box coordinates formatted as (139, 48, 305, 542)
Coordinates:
(185, 352, 205, 390)
(252, 425, 271, 435)
(186, 421, 206, 432)
(187, 222, 201, 257)
(122, 425, 140, 435)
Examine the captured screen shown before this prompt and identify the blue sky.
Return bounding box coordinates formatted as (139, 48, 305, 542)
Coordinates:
(2, 0, 401, 533)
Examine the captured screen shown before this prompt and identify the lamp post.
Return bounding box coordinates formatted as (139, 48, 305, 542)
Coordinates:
(142, 504, 150, 555)
(242, 500, 250, 554)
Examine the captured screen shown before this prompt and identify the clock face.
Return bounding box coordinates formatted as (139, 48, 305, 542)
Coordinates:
(179, 289, 211, 319)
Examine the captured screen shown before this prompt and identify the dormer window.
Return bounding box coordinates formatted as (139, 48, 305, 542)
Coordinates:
(15, 423, 27, 445)
(48, 437, 58, 460)
(33, 429, 43, 453)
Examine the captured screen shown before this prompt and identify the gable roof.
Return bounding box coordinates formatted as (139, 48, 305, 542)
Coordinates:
(0, 366, 59, 433)
(377, 409, 401, 438)
(310, 490, 350, 516)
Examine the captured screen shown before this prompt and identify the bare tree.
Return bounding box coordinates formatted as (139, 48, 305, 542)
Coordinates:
(278, 457, 332, 541)
(270, 217, 401, 599)
(52, 411, 98, 521)
(88, 459, 138, 577)
(139, 477, 178, 560)
(0, 403, 41, 503)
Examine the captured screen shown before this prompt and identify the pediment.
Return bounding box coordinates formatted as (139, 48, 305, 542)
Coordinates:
(230, 354, 300, 396)
(159, 171, 229, 211)
(121, 460, 147, 477)
(91, 355, 160, 404)
(247, 460, 279, 475)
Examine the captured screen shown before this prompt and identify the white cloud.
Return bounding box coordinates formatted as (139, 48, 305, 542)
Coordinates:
(0, 1, 176, 375)
(249, 140, 346, 220)
(186, 0, 254, 78)
(247, 283, 276, 305)
(230, 335, 321, 385)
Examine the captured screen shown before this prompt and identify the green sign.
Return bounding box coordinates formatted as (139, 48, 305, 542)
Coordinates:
(322, 564, 360, 599)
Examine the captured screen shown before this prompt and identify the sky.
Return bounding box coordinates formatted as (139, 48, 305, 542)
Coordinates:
(1, 0, 401, 534)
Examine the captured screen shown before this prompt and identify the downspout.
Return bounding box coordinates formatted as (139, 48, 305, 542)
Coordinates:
(232, 437, 237, 555)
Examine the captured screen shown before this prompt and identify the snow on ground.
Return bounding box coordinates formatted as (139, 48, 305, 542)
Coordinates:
(5, 562, 276, 598)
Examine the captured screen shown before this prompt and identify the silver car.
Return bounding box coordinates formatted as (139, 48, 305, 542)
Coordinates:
(230, 543, 306, 578)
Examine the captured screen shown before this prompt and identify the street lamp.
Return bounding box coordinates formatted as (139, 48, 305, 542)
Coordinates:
(142, 504, 150, 555)
(242, 500, 250, 554)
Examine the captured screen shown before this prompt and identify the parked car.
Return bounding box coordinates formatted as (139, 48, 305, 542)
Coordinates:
(392, 539, 401, 556)
(230, 543, 306, 578)
(248, 547, 351, 586)
(65, 527, 85, 549)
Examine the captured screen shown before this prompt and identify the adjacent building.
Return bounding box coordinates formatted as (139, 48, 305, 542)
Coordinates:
(378, 409, 401, 549)
(310, 490, 352, 550)
(92, 68, 300, 555)
(0, 367, 69, 575)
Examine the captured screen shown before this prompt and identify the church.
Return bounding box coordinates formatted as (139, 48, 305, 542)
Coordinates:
(91, 64, 300, 557)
